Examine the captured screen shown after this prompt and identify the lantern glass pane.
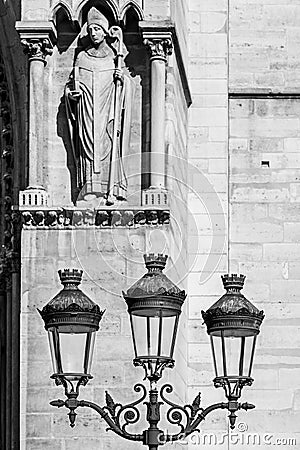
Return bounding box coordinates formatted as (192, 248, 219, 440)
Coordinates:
(225, 335, 257, 377)
(59, 333, 87, 374)
(48, 329, 62, 374)
(148, 317, 160, 356)
(84, 332, 96, 374)
(210, 335, 224, 377)
(131, 315, 147, 357)
(244, 335, 256, 377)
(211, 335, 257, 378)
(225, 336, 241, 376)
(48, 329, 96, 378)
(161, 315, 176, 358)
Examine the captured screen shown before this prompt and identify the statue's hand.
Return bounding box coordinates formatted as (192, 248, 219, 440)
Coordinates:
(68, 90, 81, 101)
(114, 68, 124, 84)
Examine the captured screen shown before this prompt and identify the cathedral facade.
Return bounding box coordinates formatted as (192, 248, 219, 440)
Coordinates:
(0, 0, 299, 448)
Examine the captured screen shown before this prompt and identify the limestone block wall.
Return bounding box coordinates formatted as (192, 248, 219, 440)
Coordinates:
(185, 0, 300, 448)
(229, 97, 300, 446)
(230, 0, 300, 92)
(186, 0, 229, 447)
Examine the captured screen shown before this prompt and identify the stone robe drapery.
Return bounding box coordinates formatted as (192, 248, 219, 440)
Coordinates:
(65, 44, 133, 200)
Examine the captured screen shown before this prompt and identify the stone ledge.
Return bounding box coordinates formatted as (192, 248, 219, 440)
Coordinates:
(14, 207, 170, 228)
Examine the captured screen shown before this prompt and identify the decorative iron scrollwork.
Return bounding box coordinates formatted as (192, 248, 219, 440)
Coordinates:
(104, 383, 147, 435)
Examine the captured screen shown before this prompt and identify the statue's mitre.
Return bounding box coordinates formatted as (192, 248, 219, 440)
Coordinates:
(87, 7, 109, 32)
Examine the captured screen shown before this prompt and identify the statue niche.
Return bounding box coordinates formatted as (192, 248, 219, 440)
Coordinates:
(65, 7, 133, 206)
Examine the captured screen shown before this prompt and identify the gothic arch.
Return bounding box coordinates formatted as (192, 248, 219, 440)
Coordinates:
(51, 1, 74, 23)
(75, 0, 119, 26)
(120, 1, 144, 23)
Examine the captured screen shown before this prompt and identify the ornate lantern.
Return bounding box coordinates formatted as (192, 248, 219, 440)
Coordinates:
(123, 254, 186, 383)
(202, 274, 264, 402)
(39, 269, 104, 385)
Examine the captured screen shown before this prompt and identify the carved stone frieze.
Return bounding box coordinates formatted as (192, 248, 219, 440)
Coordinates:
(16, 208, 170, 228)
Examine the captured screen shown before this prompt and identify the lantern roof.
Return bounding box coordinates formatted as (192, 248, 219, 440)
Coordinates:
(125, 254, 186, 299)
(39, 269, 104, 332)
(202, 274, 264, 337)
(123, 254, 186, 316)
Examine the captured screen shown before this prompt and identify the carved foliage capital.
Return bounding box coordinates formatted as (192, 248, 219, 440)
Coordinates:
(144, 38, 173, 61)
(21, 38, 53, 62)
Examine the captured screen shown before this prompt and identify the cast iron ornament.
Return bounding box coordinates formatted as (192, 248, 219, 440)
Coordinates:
(202, 274, 264, 337)
(39, 268, 104, 332)
(202, 273, 264, 427)
(123, 254, 186, 382)
(48, 267, 260, 447)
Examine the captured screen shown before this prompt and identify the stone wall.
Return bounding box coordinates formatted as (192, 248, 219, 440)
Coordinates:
(185, 0, 300, 448)
(187, 0, 229, 444)
(16, 0, 300, 449)
(21, 227, 177, 449)
(229, 97, 300, 446)
(230, 0, 300, 92)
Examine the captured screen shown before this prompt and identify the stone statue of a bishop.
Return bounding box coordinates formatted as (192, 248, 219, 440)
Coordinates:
(65, 7, 133, 205)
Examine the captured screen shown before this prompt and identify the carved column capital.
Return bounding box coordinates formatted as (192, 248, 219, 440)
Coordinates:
(21, 38, 53, 63)
(16, 21, 57, 65)
(144, 37, 173, 61)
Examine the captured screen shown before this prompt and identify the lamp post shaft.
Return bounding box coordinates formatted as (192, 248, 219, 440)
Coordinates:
(144, 389, 163, 448)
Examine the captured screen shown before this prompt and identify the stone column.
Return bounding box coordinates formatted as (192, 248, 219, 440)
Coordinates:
(145, 37, 172, 188)
(16, 22, 56, 206)
(142, 32, 173, 205)
(22, 39, 51, 188)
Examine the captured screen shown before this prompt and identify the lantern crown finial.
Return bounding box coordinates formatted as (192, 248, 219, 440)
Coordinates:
(202, 273, 264, 337)
(221, 274, 245, 292)
(39, 269, 104, 332)
(143, 253, 168, 272)
(58, 268, 83, 287)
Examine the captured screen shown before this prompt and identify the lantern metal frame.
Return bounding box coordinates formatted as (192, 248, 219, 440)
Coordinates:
(44, 265, 263, 448)
(123, 253, 186, 383)
(39, 269, 104, 386)
(202, 273, 264, 426)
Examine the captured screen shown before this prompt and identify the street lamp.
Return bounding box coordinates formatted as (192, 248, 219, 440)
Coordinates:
(38, 268, 104, 424)
(202, 273, 264, 428)
(40, 255, 264, 447)
(123, 253, 186, 384)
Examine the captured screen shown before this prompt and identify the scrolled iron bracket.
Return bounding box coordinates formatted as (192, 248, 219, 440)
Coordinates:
(160, 384, 256, 443)
(50, 377, 256, 448)
(103, 383, 147, 436)
(160, 383, 206, 440)
(50, 380, 145, 442)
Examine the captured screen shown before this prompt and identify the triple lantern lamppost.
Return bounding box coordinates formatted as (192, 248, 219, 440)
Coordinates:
(39, 254, 264, 449)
